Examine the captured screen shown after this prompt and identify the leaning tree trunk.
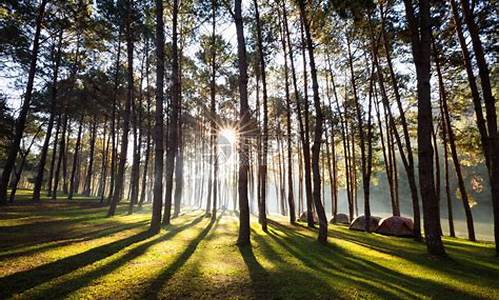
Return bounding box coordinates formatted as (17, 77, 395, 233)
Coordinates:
(451, 0, 497, 252)
(433, 39, 475, 241)
(378, 2, 421, 239)
(33, 29, 63, 201)
(298, 0, 328, 244)
(0, 0, 48, 203)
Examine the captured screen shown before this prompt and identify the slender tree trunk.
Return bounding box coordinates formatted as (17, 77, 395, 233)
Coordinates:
(235, 0, 251, 245)
(53, 114, 68, 199)
(439, 78, 455, 238)
(0, 0, 48, 203)
(10, 125, 42, 202)
(47, 115, 61, 197)
(378, 3, 421, 239)
(298, 0, 328, 243)
(210, 0, 219, 220)
(108, 0, 134, 217)
(83, 116, 97, 196)
(162, 0, 180, 225)
(253, 0, 269, 231)
(450, 0, 497, 252)
(107, 29, 122, 202)
(433, 39, 475, 241)
(404, 0, 445, 256)
(298, 18, 315, 228)
(68, 116, 84, 200)
(33, 29, 63, 201)
(150, 0, 165, 233)
(140, 40, 152, 207)
(278, 5, 295, 223)
(174, 33, 185, 218)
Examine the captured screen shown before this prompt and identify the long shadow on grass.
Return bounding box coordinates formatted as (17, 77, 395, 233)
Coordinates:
(0, 220, 150, 260)
(31, 214, 206, 299)
(143, 211, 223, 298)
(0, 230, 154, 298)
(247, 228, 344, 298)
(238, 240, 271, 299)
(266, 220, 489, 299)
(292, 220, 498, 283)
(0, 213, 201, 298)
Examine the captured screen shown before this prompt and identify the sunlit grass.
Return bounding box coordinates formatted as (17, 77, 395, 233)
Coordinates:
(0, 202, 497, 299)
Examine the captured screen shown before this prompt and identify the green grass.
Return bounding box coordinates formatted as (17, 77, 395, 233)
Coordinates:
(0, 199, 497, 299)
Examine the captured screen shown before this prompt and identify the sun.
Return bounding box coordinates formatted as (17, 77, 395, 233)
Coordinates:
(220, 128, 237, 144)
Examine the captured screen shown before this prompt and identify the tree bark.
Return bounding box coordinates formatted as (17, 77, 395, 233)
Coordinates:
(162, 0, 180, 225)
(150, 0, 165, 233)
(0, 0, 48, 203)
(33, 29, 63, 201)
(403, 0, 445, 256)
(68, 116, 84, 200)
(433, 39, 475, 241)
(108, 0, 134, 217)
(83, 116, 97, 196)
(298, 0, 328, 244)
(235, 0, 251, 246)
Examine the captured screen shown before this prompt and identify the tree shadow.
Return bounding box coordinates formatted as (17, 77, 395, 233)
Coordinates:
(30, 214, 206, 299)
(265, 221, 488, 299)
(270, 218, 498, 282)
(143, 210, 223, 298)
(0, 220, 150, 260)
(237, 240, 272, 299)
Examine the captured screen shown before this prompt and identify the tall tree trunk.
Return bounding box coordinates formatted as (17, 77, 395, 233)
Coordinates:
(439, 78, 455, 238)
(253, 0, 269, 231)
(378, 2, 421, 239)
(107, 29, 122, 202)
(299, 18, 315, 228)
(433, 39, 475, 241)
(108, 0, 134, 217)
(284, 0, 306, 221)
(162, 0, 180, 225)
(47, 115, 61, 197)
(140, 40, 152, 207)
(150, 0, 165, 233)
(235, 0, 251, 246)
(450, 0, 497, 252)
(298, 0, 328, 244)
(0, 0, 48, 203)
(209, 0, 219, 220)
(278, 4, 295, 223)
(83, 116, 97, 196)
(53, 114, 68, 199)
(33, 29, 63, 201)
(348, 37, 372, 231)
(403, 0, 445, 256)
(174, 33, 185, 218)
(68, 116, 84, 200)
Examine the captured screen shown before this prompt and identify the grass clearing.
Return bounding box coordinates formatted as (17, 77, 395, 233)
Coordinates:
(0, 200, 497, 299)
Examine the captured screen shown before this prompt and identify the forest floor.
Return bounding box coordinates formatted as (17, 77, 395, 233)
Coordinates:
(0, 190, 498, 299)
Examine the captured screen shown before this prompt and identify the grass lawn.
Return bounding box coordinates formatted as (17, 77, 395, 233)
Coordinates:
(0, 197, 497, 299)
